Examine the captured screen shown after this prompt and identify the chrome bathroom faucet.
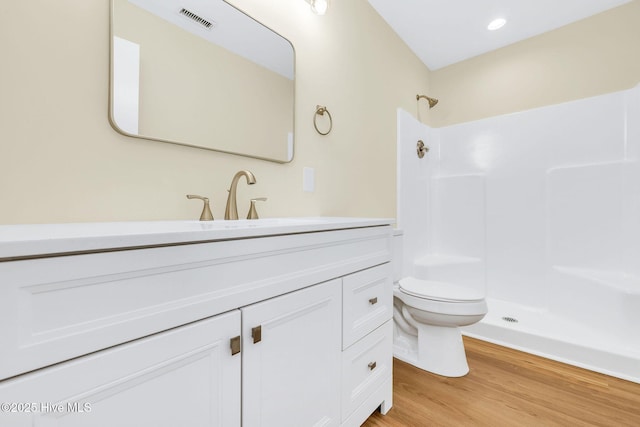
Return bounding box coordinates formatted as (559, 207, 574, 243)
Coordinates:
(224, 170, 256, 220)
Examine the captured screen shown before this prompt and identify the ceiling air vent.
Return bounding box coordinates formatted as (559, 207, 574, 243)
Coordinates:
(178, 8, 215, 30)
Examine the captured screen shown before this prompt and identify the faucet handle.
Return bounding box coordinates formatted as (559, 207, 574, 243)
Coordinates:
(247, 197, 267, 220)
(186, 194, 214, 221)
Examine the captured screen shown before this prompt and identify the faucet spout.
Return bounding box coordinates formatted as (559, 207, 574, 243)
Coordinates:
(225, 170, 256, 220)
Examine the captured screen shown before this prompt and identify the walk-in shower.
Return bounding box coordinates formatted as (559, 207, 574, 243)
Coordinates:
(396, 84, 640, 383)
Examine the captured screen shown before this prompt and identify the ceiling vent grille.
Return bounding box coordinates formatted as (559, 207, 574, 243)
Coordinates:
(178, 8, 215, 30)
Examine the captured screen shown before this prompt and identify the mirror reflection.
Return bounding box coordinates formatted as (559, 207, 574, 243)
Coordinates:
(110, 0, 295, 162)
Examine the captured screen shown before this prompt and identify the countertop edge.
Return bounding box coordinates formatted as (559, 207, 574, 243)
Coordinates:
(0, 217, 395, 261)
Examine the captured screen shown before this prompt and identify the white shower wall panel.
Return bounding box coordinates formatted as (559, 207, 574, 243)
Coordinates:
(624, 87, 640, 276)
(396, 109, 440, 276)
(435, 85, 639, 308)
(483, 143, 547, 308)
(550, 266, 639, 342)
(431, 122, 490, 175)
(542, 90, 627, 167)
(427, 174, 485, 291)
(430, 174, 485, 259)
(438, 111, 548, 307)
(626, 85, 640, 159)
(625, 164, 640, 277)
(547, 162, 626, 271)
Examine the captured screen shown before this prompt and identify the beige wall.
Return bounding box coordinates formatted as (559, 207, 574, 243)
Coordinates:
(429, 1, 640, 127)
(0, 0, 430, 224)
(3, 1, 638, 226)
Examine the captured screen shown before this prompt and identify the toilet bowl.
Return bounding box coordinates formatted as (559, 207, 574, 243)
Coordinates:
(393, 277, 487, 377)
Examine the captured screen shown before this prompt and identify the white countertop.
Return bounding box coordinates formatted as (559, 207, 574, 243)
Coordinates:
(0, 217, 394, 260)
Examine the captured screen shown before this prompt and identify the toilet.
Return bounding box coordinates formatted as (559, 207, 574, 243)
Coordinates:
(392, 230, 488, 377)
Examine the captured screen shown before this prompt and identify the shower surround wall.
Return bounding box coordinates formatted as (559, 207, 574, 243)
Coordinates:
(396, 84, 640, 383)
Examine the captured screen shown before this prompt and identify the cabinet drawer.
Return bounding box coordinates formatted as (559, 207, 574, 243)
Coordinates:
(341, 321, 392, 422)
(342, 263, 392, 349)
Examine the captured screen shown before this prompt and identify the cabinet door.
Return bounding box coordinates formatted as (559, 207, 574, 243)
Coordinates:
(0, 311, 241, 427)
(242, 279, 342, 427)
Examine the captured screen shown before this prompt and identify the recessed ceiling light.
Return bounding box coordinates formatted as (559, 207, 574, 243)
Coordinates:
(487, 18, 506, 31)
(310, 0, 328, 15)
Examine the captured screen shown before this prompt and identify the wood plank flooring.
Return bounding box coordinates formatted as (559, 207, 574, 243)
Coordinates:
(363, 337, 640, 427)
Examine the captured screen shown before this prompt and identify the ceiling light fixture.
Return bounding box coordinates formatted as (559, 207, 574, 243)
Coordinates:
(309, 0, 328, 15)
(487, 18, 506, 31)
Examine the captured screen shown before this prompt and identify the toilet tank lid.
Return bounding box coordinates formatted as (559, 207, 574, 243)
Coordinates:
(399, 277, 485, 302)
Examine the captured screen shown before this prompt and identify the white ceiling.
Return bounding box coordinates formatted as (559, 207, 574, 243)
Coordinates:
(367, 0, 631, 70)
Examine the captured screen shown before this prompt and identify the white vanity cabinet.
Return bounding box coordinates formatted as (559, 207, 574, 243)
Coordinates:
(0, 310, 242, 427)
(0, 218, 393, 427)
(242, 279, 342, 427)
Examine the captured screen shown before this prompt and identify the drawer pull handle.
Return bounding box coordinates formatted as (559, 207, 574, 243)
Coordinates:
(230, 336, 241, 355)
(369, 297, 378, 305)
(368, 361, 377, 371)
(252, 326, 262, 344)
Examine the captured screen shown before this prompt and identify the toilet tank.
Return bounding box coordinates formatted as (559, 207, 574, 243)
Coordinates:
(392, 229, 404, 282)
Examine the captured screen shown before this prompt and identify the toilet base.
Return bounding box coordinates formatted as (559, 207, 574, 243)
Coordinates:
(417, 323, 469, 377)
(393, 321, 470, 377)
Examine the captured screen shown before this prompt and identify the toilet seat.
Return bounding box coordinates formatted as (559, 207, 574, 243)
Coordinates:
(395, 278, 487, 317)
(399, 277, 484, 302)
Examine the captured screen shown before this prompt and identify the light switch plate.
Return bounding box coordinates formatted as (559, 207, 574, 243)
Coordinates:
(303, 167, 315, 192)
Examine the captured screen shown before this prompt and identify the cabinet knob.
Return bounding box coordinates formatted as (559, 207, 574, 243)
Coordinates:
(369, 297, 378, 305)
(368, 361, 377, 371)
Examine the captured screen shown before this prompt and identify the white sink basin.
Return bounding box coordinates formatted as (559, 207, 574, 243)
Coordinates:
(0, 217, 393, 260)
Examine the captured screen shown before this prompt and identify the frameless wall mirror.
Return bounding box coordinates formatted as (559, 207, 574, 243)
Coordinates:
(109, 0, 295, 163)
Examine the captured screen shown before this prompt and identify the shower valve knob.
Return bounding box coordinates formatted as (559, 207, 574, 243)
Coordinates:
(417, 140, 429, 158)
